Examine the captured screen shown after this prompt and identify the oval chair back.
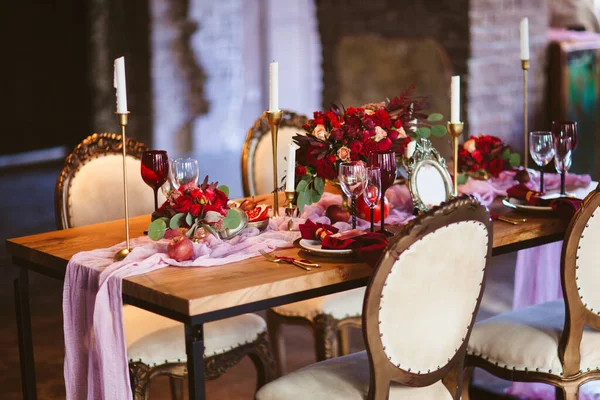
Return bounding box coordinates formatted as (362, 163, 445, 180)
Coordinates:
(241, 110, 308, 197)
(363, 196, 492, 399)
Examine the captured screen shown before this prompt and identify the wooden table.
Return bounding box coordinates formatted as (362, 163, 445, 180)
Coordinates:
(5, 198, 571, 400)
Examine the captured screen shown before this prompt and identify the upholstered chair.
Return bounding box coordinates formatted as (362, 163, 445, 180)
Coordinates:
(242, 111, 368, 375)
(256, 197, 493, 400)
(56, 133, 275, 399)
(465, 185, 600, 400)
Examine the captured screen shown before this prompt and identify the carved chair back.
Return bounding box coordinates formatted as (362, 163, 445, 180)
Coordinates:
(363, 196, 492, 399)
(560, 184, 600, 375)
(55, 133, 155, 229)
(241, 110, 308, 197)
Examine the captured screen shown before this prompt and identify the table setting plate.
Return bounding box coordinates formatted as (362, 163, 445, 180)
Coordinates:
(501, 197, 553, 212)
(297, 239, 354, 256)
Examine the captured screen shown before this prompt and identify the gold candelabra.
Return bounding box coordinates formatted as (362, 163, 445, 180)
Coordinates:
(267, 110, 283, 217)
(522, 59, 530, 171)
(447, 121, 464, 197)
(284, 191, 297, 231)
(114, 112, 132, 261)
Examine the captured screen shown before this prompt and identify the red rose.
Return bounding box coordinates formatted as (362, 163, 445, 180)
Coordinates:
(476, 136, 493, 154)
(490, 136, 502, 146)
(174, 195, 193, 213)
(189, 203, 202, 217)
(326, 154, 337, 164)
(388, 129, 399, 141)
(471, 150, 484, 163)
(488, 158, 503, 177)
(374, 109, 391, 129)
(350, 140, 363, 154)
(346, 107, 358, 116)
(295, 166, 307, 177)
(316, 158, 336, 180)
(393, 120, 403, 129)
(377, 137, 393, 152)
(330, 127, 343, 141)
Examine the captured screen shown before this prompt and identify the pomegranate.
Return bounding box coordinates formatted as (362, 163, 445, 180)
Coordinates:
(167, 236, 194, 261)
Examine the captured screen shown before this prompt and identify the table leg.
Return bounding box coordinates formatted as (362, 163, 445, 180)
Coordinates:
(185, 323, 206, 400)
(14, 268, 37, 400)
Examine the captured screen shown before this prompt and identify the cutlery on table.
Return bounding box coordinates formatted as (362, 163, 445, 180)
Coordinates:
(497, 216, 527, 225)
(258, 250, 320, 271)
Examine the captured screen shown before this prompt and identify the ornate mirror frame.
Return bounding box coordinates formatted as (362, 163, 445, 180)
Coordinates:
(406, 138, 453, 212)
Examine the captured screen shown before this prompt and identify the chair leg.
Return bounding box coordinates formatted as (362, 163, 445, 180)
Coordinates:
(169, 376, 184, 400)
(313, 314, 339, 361)
(129, 361, 151, 400)
(556, 384, 578, 400)
(266, 309, 286, 377)
(461, 367, 473, 400)
(337, 325, 351, 356)
(248, 333, 277, 391)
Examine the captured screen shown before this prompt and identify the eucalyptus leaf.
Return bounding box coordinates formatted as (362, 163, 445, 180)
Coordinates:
(222, 209, 242, 230)
(148, 219, 167, 241)
(217, 185, 230, 197)
(431, 125, 447, 137)
(297, 190, 311, 211)
(186, 212, 194, 226)
(501, 148, 511, 160)
(158, 217, 170, 224)
(457, 173, 468, 185)
(169, 213, 186, 229)
(416, 127, 431, 138)
(509, 153, 521, 168)
(311, 188, 322, 204)
(313, 176, 325, 194)
(427, 113, 444, 122)
(296, 179, 308, 193)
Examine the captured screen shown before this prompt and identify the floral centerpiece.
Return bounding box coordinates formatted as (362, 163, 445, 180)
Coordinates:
(293, 85, 447, 210)
(457, 134, 520, 181)
(147, 176, 241, 241)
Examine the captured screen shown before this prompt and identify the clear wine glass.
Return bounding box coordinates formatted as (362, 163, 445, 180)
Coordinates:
(529, 131, 554, 193)
(552, 121, 578, 150)
(368, 151, 396, 236)
(553, 134, 573, 196)
(364, 167, 382, 232)
(338, 161, 367, 229)
(141, 150, 170, 211)
(171, 158, 199, 189)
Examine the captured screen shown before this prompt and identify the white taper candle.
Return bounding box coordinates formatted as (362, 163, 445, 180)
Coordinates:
(450, 75, 460, 123)
(269, 61, 279, 112)
(286, 143, 297, 192)
(114, 57, 128, 113)
(520, 17, 530, 60)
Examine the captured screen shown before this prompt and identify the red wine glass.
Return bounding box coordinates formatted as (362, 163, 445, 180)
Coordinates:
(368, 151, 397, 236)
(551, 121, 578, 150)
(141, 150, 169, 211)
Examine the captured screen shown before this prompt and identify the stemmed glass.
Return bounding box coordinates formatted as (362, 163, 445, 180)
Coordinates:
(529, 132, 554, 193)
(364, 167, 382, 232)
(368, 151, 397, 236)
(553, 134, 573, 196)
(338, 162, 367, 229)
(141, 150, 170, 211)
(171, 158, 199, 189)
(552, 121, 578, 150)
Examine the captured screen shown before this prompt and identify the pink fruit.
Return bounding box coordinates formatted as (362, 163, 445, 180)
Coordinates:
(167, 236, 194, 261)
(326, 204, 350, 224)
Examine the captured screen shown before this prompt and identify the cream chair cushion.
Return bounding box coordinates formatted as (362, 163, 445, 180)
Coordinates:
(256, 351, 452, 400)
(576, 205, 600, 313)
(272, 288, 365, 320)
(468, 300, 600, 375)
(69, 154, 164, 227)
(379, 221, 487, 373)
(253, 126, 303, 196)
(124, 306, 266, 366)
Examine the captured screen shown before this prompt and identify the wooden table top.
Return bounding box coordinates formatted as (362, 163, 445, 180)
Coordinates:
(5, 196, 571, 319)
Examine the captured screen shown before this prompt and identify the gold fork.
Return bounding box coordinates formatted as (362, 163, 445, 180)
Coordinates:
(258, 250, 318, 271)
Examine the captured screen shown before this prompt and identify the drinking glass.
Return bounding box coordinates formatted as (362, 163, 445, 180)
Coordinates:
(551, 121, 578, 150)
(553, 134, 573, 196)
(171, 158, 199, 189)
(338, 161, 367, 229)
(529, 131, 554, 193)
(364, 167, 382, 232)
(141, 150, 170, 211)
(368, 151, 397, 236)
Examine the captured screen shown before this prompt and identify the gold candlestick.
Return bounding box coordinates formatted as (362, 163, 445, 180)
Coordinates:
(284, 191, 297, 231)
(267, 110, 283, 217)
(522, 59, 530, 170)
(114, 112, 132, 261)
(447, 121, 464, 197)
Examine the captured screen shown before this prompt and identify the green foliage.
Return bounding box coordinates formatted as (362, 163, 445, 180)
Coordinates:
(431, 125, 447, 137)
(148, 219, 167, 241)
(457, 173, 468, 185)
(313, 177, 325, 194)
(416, 127, 431, 138)
(169, 213, 186, 229)
(509, 153, 521, 168)
(185, 213, 194, 226)
(222, 209, 241, 230)
(427, 113, 444, 122)
(217, 185, 230, 197)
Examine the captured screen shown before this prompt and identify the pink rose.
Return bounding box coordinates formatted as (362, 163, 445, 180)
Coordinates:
(464, 138, 476, 153)
(312, 124, 328, 141)
(374, 126, 387, 142)
(337, 146, 351, 162)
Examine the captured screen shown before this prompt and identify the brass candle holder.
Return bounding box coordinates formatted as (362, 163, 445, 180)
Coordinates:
(447, 121, 464, 196)
(522, 59, 530, 171)
(267, 110, 283, 218)
(284, 191, 297, 231)
(114, 112, 133, 261)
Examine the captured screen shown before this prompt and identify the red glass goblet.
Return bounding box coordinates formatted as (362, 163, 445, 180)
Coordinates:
(367, 151, 397, 236)
(141, 150, 169, 211)
(551, 121, 578, 150)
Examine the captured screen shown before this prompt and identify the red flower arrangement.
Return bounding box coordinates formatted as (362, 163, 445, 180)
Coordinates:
(293, 85, 447, 209)
(147, 177, 240, 240)
(458, 134, 520, 180)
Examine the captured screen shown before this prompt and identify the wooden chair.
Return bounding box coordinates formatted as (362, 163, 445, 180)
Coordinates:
(465, 184, 600, 399)
(242, 111, 367, 375)
(56, 133, 276, 399)
(256, 197, 493, 400)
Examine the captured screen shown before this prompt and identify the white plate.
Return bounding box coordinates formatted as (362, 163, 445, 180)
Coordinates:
(501, 197, 553, 212)
(299, 239, 354, 255)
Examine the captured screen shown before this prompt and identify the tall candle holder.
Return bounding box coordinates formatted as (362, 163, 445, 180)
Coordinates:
(114, 112, 132, 261)
(267, 110, 283, 217)
(522, 59, 530, 171)
(284, 191, 297, 231)
(447, 121, 464, 196)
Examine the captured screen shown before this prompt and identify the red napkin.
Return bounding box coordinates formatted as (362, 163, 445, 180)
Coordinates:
(506, 183, 583, 219)
(299, 220, 388, 267)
